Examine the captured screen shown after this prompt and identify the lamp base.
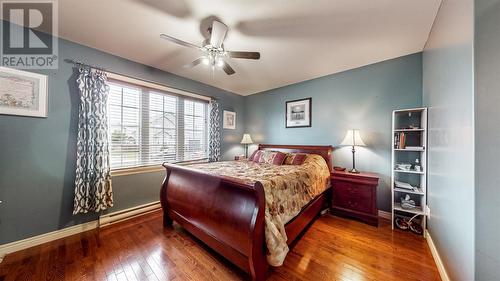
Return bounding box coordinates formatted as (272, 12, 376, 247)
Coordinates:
(349, 146, 360, 173)
(349, 168, 360, 174)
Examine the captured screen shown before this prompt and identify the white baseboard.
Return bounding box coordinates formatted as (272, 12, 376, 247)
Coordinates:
(378, 210, 392, 220)
(0, 201, 161, 263)
(425, 230, 450, 281)
(0, 220, 98, 263)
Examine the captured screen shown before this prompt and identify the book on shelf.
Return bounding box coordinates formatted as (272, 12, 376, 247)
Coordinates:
(394, 134, 425, 150)
(394, 132, 406, 149)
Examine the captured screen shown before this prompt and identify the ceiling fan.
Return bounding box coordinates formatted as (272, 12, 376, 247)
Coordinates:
(160, 20, 260, 75)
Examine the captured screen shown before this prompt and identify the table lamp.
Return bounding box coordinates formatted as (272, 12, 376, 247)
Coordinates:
(240, 134, 253, 158)
(340, 129, 366, 173)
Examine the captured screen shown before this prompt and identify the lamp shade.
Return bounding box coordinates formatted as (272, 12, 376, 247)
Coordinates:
(240, 134, 253, 144)
(340, 129, 366, 146)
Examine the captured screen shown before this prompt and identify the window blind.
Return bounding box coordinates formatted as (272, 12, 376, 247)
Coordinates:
(107, 80, 209, 169)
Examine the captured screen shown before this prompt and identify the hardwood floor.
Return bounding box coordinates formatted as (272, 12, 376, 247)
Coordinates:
(0, 211, 440, 281)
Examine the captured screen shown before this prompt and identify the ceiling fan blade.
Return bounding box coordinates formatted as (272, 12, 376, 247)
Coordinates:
(226, 51, 260, 60)
(160, 34, 200, 49)
(210, 21, 228, 48)
(221, 61, 235, 75)
(183, 57, 204, 68)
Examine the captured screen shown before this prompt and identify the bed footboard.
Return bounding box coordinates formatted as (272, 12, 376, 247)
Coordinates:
(160, 163, 268, 280)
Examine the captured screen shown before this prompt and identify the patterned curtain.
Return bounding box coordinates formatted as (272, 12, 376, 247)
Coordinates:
(208, 99, 221, 162)
(73, 67, 113, 215)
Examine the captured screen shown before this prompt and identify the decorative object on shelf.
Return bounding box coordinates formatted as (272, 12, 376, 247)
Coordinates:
(409, 219, 423, 234)
(240, 133, 253, 158)
(223, 110, 236, 129)
(285, 97, 311, 128)
(400, 194, 416, 210)
(0, 66, 48, 117)
(395, 216, 409, 230)
(340, 129, 366, 173)
(395, 180, 416, 191)
(395, 163, 412, 171)
(394, 215, 422, 234)
(414, 158, 422, 172)
(333, 166, 346, 171)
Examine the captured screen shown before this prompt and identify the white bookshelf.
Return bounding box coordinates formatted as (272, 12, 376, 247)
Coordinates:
(391, 107, 428, 237)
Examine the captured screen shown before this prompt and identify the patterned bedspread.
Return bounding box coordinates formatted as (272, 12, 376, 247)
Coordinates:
(188, 154, 330, 266)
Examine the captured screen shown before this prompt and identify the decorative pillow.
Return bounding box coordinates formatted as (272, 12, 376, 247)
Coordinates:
(252, 150, 286, 165)
(264, 151, 287, 165)
(251, 150, 265, 162)
(249, 150, 259, 161)
(284, 153, 308, 165)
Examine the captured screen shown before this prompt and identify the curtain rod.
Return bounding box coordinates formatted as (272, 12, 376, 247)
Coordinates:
(64, 59, 215, 101)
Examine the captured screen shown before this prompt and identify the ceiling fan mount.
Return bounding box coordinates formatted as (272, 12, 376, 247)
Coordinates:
(160, 19, 260, 75)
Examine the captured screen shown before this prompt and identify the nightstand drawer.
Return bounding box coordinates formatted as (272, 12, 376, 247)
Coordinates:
(334, 195, 373, 214)
(334, 181, 372, 199)
(333, 185, 373, 214)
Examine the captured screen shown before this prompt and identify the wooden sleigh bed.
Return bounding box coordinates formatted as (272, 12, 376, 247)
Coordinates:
(160, 144, 333, 280)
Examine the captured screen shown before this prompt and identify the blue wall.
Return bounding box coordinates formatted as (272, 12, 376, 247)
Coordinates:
(244, 53, 423, 212)
(475, 0, 500, 279)
(0, 36, 245, 244)
(422, 0, 475, 280)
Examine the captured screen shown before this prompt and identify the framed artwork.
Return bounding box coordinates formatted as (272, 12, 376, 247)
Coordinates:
(286, 97, 311, 128)
(0, 66, 48, 118)
(223, 110, 236, 129)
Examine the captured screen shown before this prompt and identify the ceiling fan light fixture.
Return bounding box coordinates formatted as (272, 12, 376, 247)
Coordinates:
(159, 19, 260, 75)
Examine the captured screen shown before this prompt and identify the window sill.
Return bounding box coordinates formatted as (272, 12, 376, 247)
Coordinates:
(110, 159, 209, 177)
(111, 165, 164, 177)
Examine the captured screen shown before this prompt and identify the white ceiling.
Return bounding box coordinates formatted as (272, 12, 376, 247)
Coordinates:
(55, 0, 441, 95)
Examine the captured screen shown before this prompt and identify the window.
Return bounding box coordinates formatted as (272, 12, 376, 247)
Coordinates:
(107, 79, 209, 170)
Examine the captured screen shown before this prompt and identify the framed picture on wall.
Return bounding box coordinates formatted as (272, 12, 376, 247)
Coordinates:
(223, 110, 236, 129)
(286, 97, 311, 128)
(0, 66, 48, 118)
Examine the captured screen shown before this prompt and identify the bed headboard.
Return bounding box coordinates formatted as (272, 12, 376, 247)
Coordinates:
(258, 144, 334, 171)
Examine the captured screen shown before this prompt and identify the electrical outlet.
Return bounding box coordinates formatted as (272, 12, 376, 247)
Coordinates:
(426, 206, 431, 220)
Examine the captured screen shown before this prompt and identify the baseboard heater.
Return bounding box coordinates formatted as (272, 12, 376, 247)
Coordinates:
(99, 201, 161, 227)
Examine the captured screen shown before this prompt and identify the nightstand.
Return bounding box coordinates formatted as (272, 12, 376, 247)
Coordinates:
(330, 170, 379, 226)
(234, 155, 247, 161)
